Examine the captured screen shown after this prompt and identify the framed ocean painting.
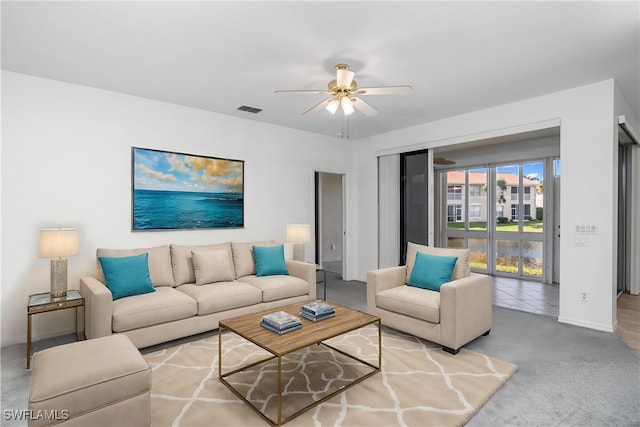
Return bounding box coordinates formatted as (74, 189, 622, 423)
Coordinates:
(132, 147, 244, 231)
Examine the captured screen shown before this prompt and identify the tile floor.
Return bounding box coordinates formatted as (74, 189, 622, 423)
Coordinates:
(492, 276, 559, 317)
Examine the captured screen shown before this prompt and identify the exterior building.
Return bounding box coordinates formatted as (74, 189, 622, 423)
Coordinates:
(446, 171, 540, 223)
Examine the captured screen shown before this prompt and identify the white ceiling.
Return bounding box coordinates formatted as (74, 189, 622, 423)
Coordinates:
(2, 1, 639, 140)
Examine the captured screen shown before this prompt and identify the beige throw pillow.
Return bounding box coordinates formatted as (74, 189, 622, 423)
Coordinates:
(171, 243, 233, 286)
(191, 246, 235, 285)
(405, 242, 471, 284)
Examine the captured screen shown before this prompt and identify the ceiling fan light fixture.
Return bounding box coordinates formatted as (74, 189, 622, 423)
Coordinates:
(341, 96, 355, 116)
(325, 99, 340, 115)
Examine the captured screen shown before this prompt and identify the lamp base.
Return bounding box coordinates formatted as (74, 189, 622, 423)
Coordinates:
(50, 258, 68, 298)
(292, 243, 305, 262)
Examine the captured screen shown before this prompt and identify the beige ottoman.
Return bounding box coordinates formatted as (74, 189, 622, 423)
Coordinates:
(29, 334, 151, 427)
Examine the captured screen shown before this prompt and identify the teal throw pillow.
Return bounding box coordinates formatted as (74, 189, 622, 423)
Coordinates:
(253, 244, 289, 276)
(408, 252, 458, 292)
(98, 253, 156, 300)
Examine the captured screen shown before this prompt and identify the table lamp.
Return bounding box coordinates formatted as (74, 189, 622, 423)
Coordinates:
(286, 224, 311, 262)
(39, 228, 79, 298)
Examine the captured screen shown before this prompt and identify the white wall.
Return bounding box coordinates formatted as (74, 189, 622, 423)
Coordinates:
(351, 79, 625, 332)
(1, 71, 351, 346)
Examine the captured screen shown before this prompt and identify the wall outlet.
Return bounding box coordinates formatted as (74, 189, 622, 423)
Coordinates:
(330, 244, 336, 250)
(580, 291, 589, 302)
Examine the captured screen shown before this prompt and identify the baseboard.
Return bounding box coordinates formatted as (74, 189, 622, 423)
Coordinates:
(558, 316, 615, 333)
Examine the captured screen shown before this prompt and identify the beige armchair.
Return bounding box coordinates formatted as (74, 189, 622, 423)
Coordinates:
(367, 243, 492, 354)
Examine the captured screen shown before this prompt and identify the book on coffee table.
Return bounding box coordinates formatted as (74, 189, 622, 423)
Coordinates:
(261, 311, 302, 330)
(301, 302, 335, 316)
(260, 320, 302, 334)
(299, 310, 335, 322)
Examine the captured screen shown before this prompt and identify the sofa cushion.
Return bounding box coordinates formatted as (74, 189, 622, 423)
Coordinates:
(406, 242, 470, 284)
(96, 245, 174, 287)
(112, 287, 197, 332)
(177, 282, 263, 315)
(237, 275, 308, 302)
(408, 252, 458, 292)
(253, 244, 289, 276)
(171, 243, 233, 286)
(231, 241, 277, 279)
(98, 253, 156, 300)
(192, 246, 235, 285)
(376, 285, 441, 324)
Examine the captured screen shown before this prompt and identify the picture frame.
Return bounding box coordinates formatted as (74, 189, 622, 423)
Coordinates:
(131, 147, 244, 231)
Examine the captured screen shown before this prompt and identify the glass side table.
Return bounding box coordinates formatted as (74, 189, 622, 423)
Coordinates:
(27, 290, 85, 369)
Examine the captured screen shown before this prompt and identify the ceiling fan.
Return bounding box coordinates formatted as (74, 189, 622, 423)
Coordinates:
(434, 157, 456, 165)
(275, 64, 412, 117)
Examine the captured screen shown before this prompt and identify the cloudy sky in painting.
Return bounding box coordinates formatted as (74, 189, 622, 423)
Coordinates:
(133, 148, 243, 193)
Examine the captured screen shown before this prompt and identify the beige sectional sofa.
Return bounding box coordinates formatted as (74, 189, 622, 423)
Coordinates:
(80, 241, 316, 349)
(367, 243, 492, 354)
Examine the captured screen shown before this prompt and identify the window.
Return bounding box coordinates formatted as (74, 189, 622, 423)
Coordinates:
(447, 205, 462, 222)
(524, 187, 531, 201)
(469, 204, 481, 219)
(524, 204, 531, 218)
(447, 185, 462, 200)
(510, 186, 518, 201)
(511, 205, 519, 220)
(469, 185, 482, 197)
(496, 205, 504, 218)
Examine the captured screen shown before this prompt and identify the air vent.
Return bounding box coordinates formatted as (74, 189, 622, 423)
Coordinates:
(237, 105, 263, 114)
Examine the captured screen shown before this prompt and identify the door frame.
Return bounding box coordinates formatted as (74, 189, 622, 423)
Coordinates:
(314, 171, 347, 279)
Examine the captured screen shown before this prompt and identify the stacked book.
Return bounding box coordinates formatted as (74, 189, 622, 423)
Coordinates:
(299, 301, 336, 322)
(260, 311, 302, 334)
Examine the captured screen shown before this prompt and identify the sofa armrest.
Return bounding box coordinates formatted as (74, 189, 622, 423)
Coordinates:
(366, 266, 407, 315)
(439, 273, 493, 350)
(285, 260, 317, 300)
(79, 276, 113, 340)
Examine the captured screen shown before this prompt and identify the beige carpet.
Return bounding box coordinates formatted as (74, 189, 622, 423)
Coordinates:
(144, 325, 517, 426)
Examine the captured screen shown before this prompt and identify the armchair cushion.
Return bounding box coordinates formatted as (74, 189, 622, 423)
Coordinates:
(408, 252, 458, 291)
(377, 285, 441, 323)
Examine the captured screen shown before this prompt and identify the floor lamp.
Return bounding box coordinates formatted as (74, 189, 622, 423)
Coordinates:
(286, 224, 311, 262)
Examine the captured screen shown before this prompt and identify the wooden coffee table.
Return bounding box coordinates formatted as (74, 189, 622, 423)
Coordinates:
(218, 302, 381, 426)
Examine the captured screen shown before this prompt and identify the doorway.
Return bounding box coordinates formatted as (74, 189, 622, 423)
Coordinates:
(617, 121, 637, 295)
(315, 172, 345, 277)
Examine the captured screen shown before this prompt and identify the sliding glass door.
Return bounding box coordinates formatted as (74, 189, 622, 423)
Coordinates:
(442, 161, 546, 280)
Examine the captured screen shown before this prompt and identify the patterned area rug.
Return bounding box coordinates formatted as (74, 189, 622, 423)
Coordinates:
(144, 325, 517, 426)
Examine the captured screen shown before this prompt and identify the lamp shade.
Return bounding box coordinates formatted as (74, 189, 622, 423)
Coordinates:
(325, 99, 340, 115)
(39, 228, 80, 258)
(286, 224, 311, 243)
(341, 97, 355, 116)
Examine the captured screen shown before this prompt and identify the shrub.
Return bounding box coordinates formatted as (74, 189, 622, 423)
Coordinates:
(536, 207, 543, 220)
(497, 216, 509, 223)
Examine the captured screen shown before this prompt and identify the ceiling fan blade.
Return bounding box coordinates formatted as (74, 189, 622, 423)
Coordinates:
(351, 97, 378, 116)
(355, 85, 413, 95)
(336, 69, 355, 88)
(434, 157, 456, 165)
(275, 89, 332, 94)
(303, 98, 332, 115)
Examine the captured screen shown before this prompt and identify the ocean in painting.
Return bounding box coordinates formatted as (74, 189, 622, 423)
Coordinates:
(133, 189, 243, 230)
